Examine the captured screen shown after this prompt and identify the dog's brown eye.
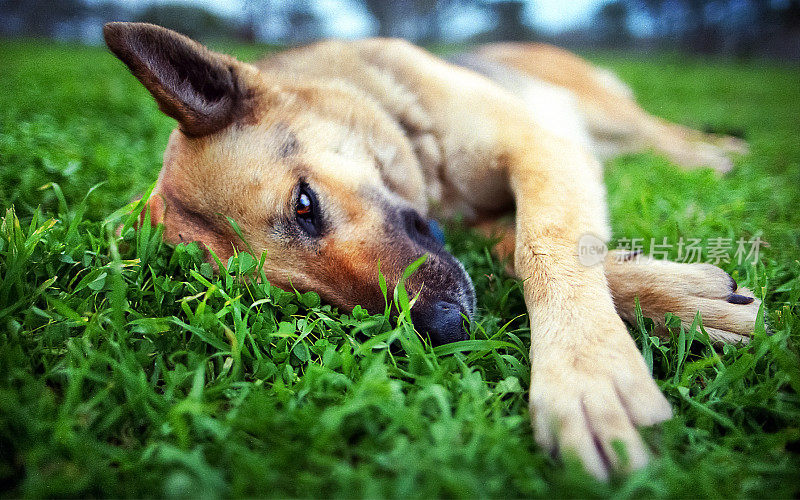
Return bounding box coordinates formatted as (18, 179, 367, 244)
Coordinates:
(295, 183, 322, 237)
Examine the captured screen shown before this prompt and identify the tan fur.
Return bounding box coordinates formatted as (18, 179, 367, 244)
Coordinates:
(104, 24, 759, 480)
(471, 42, 748, 172)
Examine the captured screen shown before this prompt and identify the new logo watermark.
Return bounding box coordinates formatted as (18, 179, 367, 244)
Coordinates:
(577, 234, 765, 267)
(577, 233, 608, 266)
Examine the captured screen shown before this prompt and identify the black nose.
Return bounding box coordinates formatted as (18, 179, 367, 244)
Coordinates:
(411, 300, 468, 345)
(401, 209, 437, 245)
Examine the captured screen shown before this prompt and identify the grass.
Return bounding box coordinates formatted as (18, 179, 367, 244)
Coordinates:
(1, 39, 799, 498)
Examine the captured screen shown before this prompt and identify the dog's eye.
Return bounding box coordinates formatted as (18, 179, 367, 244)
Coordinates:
(295, 183, 321, 237)
(297, 192, 312, 216)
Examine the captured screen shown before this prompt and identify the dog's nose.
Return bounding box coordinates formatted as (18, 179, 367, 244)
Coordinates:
(411, 300, 468, 345)
(402, 209, 436, 244)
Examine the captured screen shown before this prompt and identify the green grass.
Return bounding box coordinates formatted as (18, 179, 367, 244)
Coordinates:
(1, 40, 799, 498)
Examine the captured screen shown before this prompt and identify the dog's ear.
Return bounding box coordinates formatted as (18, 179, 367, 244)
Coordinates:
(103, 22, 249, 137)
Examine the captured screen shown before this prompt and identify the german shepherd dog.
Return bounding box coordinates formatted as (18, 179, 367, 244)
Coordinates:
(103, 22, 760, 479)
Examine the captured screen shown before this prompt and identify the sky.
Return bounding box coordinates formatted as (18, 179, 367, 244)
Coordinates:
(527, 0, 607, 33)
(134, 0, 611, 40)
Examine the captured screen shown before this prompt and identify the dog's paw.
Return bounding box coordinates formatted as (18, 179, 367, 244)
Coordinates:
(679, 141, 737, 174)
(607, 255, 763, 344)
(667, 263, 762, 344)
(530, 332, 671, 480)
(714, 134, 749, 156)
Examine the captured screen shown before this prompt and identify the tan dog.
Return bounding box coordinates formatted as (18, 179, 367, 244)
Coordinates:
(103, 23, 760, 479)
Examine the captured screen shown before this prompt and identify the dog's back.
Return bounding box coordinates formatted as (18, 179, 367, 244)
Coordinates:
(259, 40, 746, 173)
(454, 43, 746, 171)
(448, 50, 593, 151)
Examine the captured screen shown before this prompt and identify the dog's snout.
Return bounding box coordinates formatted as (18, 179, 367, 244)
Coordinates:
(411, 300, 469, 345)
(385, 207, 475, 345)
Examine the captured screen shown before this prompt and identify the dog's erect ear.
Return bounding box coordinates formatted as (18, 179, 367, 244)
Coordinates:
(103, 22, 249, 137)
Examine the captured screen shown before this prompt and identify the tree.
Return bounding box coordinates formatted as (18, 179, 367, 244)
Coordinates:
(596, 1, 632, 46)
(361, 0, 471, 42)
(362, 0, 405, 37)
(285, 2, 323, 43)
(137, 4, 237, 40)
(0, 0, 86, 37)
(491, 0, 536, 41)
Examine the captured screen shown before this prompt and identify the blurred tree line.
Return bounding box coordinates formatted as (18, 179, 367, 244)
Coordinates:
(0, 0, 797, 60)
(594, 0, 800, 58)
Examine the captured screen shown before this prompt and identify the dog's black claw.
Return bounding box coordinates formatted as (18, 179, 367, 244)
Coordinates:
(620, 249, 643, 262)
(727, 293, 754, 305)
(729, 275, 738, 292)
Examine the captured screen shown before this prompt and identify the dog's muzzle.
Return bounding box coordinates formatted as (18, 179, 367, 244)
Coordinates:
(399, 211, 475, 345)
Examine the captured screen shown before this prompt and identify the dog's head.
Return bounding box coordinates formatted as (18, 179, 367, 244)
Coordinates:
(104, 22, 475, 344)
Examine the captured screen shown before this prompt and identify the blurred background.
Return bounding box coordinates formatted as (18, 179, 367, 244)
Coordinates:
(1, 0, 798, 61)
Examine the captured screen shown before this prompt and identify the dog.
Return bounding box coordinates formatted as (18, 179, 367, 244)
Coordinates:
(103, 22, 761, 479)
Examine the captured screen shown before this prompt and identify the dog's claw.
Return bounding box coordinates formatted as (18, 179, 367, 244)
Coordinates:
(729, 275, 738, 292)
(727, 293, 754, 305)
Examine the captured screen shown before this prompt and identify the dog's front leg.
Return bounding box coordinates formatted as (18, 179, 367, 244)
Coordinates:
(506, 135, 672, 479)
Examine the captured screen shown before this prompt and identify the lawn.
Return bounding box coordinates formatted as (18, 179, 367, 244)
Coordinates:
(1, 39, 799, 498)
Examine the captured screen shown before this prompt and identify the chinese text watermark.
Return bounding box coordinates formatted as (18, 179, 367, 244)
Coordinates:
(577, 234, 765, 267)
